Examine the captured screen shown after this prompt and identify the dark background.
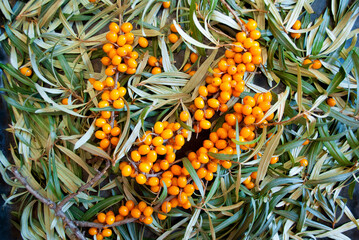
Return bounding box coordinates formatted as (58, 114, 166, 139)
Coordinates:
(0, 0, 358, 239)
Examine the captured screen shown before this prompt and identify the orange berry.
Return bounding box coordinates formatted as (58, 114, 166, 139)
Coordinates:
(102, 229, 112, 237)
(121, 22, 133, 33)
(197, 167, 207, 179)
(117, 34, 127, 46)
(125, 32, 134, 42)
(252, 55, 262, 65)
(143, 206, 153, 217)
(232, 42, 244, 52)
(243, 38, 254, 49)
(131, 208, 141, 218)
(312, 60, 322, 69)
(152, 67, 162, 75)
(245, 182, 255, 189)
(121, 165, 132, 177)
(143, 216, 153, 225)
(138, 37, 149, 48)
(93, 81, 104, 91)
(242, 52, 252, 64)
(300, 158, 308, 167)
(246, 19, 257, 31)
(168, 33, 179, 43)
(88, 227, 98, 236)
(303, 58, 312, 66)
(148, 56, 158, 67)
(327, 98, 336, 107)
(270, 156, 279, 164)
(190, 52, 199, 63)
(158, 213, 167, 220)
(249, 30, 261, 40)
(208, 98, 220, 109)
(161, 201, 172, 213)
(138, 201, 147, 212)
(139, 162, 151, 173)
(101, 56, 111, 66)
(221, 160, 232, 169)
(168, 186, 180, 195)
(106, 214, 115, 225)
(240, 127, 251, 138)
(106, 31, 118, 43)
(180, 111, 190, 122)
(97, 212, 106, 223)
(136, 174, 147, 184)
(178, 192, 188, 204)
(291, 32, 301, 39)
(236, 32, 246, 42)
(292, 20, 301, 30)
(160, 160, 170, 170)
(113, 99, 124, 109)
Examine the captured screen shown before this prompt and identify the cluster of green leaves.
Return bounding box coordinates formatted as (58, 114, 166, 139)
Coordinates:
(0, 0, 358, 239)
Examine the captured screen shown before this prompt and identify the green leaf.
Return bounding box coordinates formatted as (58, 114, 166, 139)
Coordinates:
(81, 195, 124, 221)
(182, 157, 205, 197)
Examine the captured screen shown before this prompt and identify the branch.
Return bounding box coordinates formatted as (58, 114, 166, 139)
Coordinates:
(75, 218, 136, 228)
(220, 0, 247, 34)
(253, 112, 306, 127)
(11, 167, 86, 240)
(57, 160, 111, 211)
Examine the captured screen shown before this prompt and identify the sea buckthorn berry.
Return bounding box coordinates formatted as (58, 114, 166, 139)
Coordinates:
(161, 202, 172, 214)
(100, 139, 110, 149)
(300, 158, 308, 167)
(171, 165, 182, 175)
(170, 23, 179, 32)
(244, 115, 256, 125)
(246, 19, 257, 31)
(137, 201, 147, 212)
(106, 215, 115, 225)
(242, 52, 253, 64)
(198, 85, 208, 97)
(105, 67, 115, 76)
(105, 77, 115, 87)
(246, 63, 255, 72)
(125, 32, 134, 43)
(136, 174, 147, 184)
(121, 165, 132, 177)
(218, 60, 228, 72)
(199, 120, 211, 129)
(180, 111, 190, 122)
(126, 67, 136, 74)
(162, 1, 170, 8)
(97, 213, 106, 223)
(221, 160, 232, 169)
(143, 216, 153, 225)
(101, 56, 111, 66)
(161, 129, 173, 140)
(160, 160, 170, 170)
(121, 22, 133, 33)
(103, 43, 114, 53)
(250, 30, 261, 40)
(118, 87, 127, 97)
(183, 63, 192, 72)
(197, 167, 208, 179)
(232, 42, 244, 52)
(292, 20, 301, 30)
(148, 56, 158, 67)
(291, 32, 301, 39)
(158, 213, 167, 220)
(88, 227, 98, 236)
(129, 51, 139, 59)
(236, 32, 246, 42)
(143, 206, 153, 217)
(168, 33, 179, 43)
(182, 201, 191, 209)
(156, 145, 167, 155)
(175, 134, 185, 146)
(243, 176, 251, 185)
(194, 97, 205, 109)
(101, 111, 111, 119)
(106, 31, 118, 43)
(102, 229, 112, 237)
(131, 208, 141, 218)
(138, 145, 150, 155)
(111, 137, 119, 145)
(117, 34, 127, 46)
(178, 192, 188, 204)
(312, 60, 322, 69)
(252, 56, 262, 65)
(109, 22, 120, 33)
(139, 37, 149, 48)
(93, 81, 104, 91)
(216, 128, 228, 139)
(139, 162, 151, 173)
(127, 58, 138, 68)
(250, 46, 261, 56)
(168, 186, 180, 195)
(243, 38, 254, 49)
(205, 171, 213, 181)
(98, 100, 109, 108)
(113, 99, 124, 109)
(258, 101, 271, 111)
(110, 89, 120, 100)
(166, 152, 176, 163)
(227, 65, 237, 75)
(225, 49, 236, 58)
(102, 124, 112, 134)
(116, 47, 127, 57)
(61, 98, 69, 105)
(270, 156, 279, 164)
(327, 98, 336, 107)
(190, 53, 199, 63)
(241, 105, 252, 116)
(152, 67, 162, 75)
(246, 182, 255, 189)
(240, 127, 251, 138)
(148, 177, 160, 187)
(154, 122, 164, 134)
(303, 59, 312, 66)
(208, 98, 220, 109)
(95, 130, 106, 139)
(263, 92, 272, 102)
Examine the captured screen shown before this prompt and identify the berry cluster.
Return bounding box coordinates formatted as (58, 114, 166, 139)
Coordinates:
(147, 56, 163, 75)
(178, 19, 263, 133)
(88, 200, 154, 239)
(290, 20, 302, 39)
(120, 120, 190, 189)
(303, 58, 322, 69)
(20, 67, 32, 77)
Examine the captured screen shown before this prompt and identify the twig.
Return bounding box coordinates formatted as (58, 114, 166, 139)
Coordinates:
(253, 112, 306, 127)
(75, 218, 136, 228)
(57, 159, 111, 211)
(11, 167, 86, 240)
(219, 0, 247, 34)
